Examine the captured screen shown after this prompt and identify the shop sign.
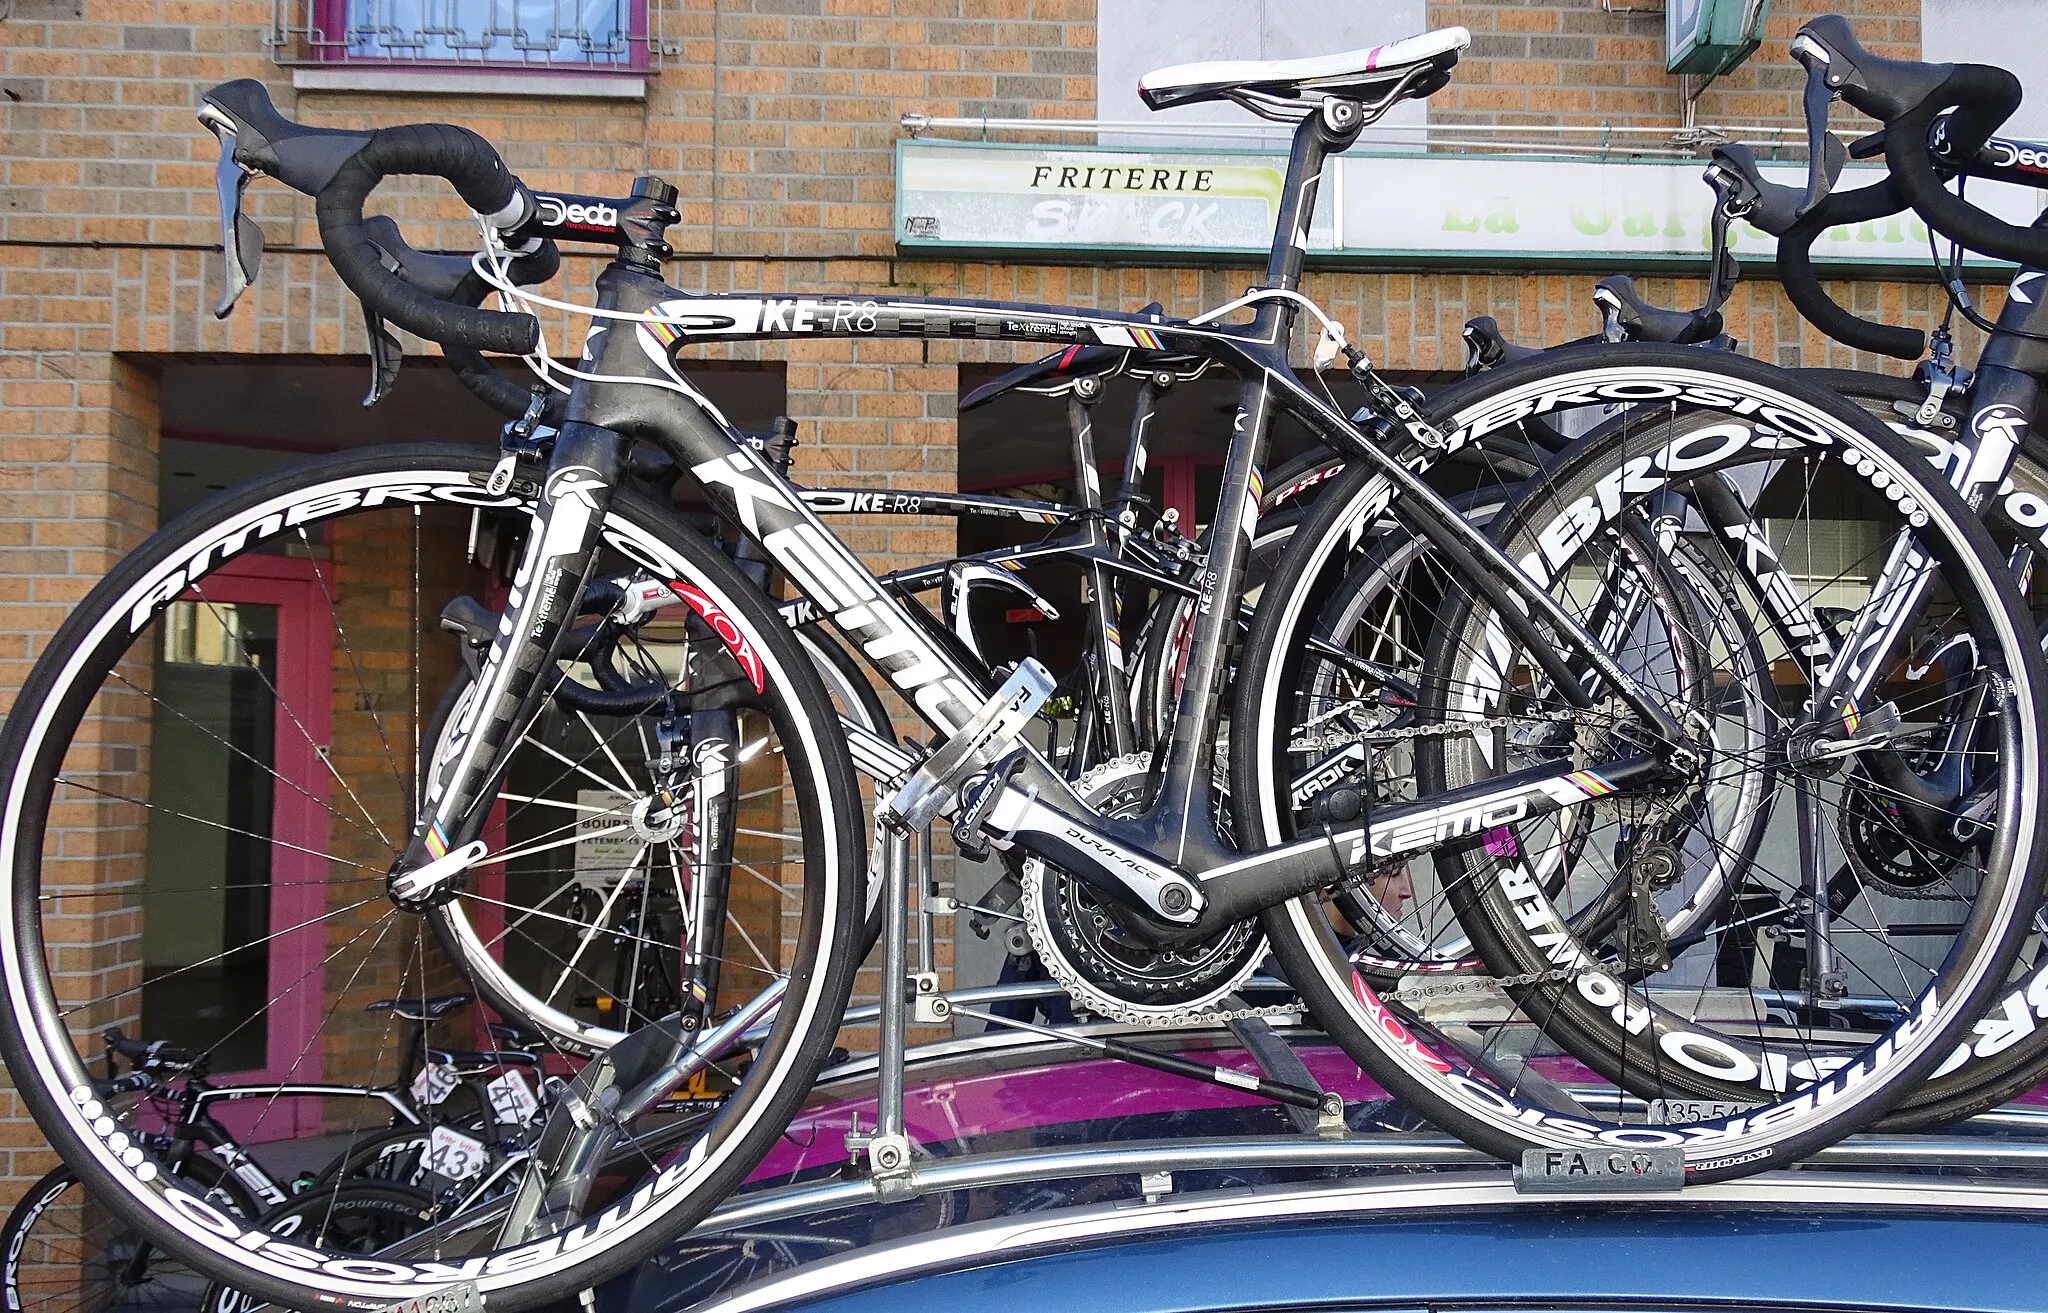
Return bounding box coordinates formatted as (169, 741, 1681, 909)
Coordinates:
(1668, 0, 1770, 77)
(897, 139, 2038, 272)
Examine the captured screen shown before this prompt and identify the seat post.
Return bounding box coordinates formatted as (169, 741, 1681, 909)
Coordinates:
(1262, 98, 1363, 295)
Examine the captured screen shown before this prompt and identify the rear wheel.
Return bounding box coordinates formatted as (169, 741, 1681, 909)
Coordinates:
(1236, 347, 2048, 1177)
(1, 1163, 247, 1313)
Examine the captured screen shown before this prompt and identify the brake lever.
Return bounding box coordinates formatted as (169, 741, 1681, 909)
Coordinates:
(1796, 48, 1839, 217)
(203, 115, 264, 319)
(359, 303, 404, 408)
(359, 235, 410, 407)
(1702, 198, 1741, 315)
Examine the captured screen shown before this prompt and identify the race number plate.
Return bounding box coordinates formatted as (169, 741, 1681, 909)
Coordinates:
(410, 1060, 460, 1107)
(485, 1071, 540, 1126)
(1515, 1146, 1684, 1193)
(424, 1125, 488, 1182)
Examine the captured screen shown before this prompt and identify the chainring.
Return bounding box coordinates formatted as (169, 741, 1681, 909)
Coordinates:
(1836, 764, 1969, 899)
(1020, 754, 1266, 1025)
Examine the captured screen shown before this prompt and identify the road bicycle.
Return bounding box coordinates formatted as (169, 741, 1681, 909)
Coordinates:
(4, 22, 2047, 1311)
(0, 1000, 549, 1313)
(1358, 18, 2048, 1134)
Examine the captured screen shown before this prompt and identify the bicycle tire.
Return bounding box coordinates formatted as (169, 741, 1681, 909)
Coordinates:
(198, 1181, 437, 1313)
(2, 1158, 249, 1313)
(1234, 344, 2048, 1178)
(0, 443, 864, 1311)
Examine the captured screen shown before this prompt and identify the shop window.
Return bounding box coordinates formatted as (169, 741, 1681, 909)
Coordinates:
(273, 0, 648, 73)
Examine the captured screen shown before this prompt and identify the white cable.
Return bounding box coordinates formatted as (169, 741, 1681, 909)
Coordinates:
(471, 224, 1357, 384)
(470, 227, 692, 400)
(1189, 286, 1354, 366)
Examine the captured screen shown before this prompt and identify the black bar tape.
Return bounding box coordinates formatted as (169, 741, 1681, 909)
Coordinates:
(442, 245, 565, 421)
(1884, 68, 2048, 268)
(317, 124, 540, 354)
(1776, 176, 1926, 360)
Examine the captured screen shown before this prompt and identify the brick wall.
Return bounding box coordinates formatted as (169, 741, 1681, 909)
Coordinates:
(1429, 0, 1919, 130)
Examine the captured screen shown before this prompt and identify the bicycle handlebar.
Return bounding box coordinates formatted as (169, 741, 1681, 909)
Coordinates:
(1706, 139, 1926, 359)
(96, 1071, 160, 1098)
(1777, 176, 1928, 359)
(199, 79, 550, 354)
(102, 1028, 195, 1071)
(1793, 16, 2041, 267)
(359, 215, 564, 422)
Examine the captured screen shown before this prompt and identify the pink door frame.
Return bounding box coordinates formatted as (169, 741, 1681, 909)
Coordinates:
(181, 555, 334, 1090)
(1158, 457, 1199, 530)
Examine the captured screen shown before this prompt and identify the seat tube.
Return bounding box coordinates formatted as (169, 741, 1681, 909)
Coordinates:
(1069, 384, 1135, 757)
(1152, 106, 1351, 852)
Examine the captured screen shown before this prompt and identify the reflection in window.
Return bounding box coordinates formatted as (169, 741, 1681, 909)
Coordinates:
(143, 602, 280, 1073)
(340, 0, 639, 67)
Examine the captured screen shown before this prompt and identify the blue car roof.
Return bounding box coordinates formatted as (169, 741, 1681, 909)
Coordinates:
(598, 1025, 2048, 1313)
(669, 1173, 2048, 1313)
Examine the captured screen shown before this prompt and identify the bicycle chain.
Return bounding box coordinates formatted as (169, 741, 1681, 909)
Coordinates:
(1028, 706, 1659, 1029)
(1394, 963, 1579, 1002)
(1286, 707, 1595, 756)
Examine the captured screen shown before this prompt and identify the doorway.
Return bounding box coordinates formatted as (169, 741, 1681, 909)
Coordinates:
(140, 556, 334, 1084)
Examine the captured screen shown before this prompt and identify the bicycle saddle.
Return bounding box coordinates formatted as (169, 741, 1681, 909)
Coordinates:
(487, 1020, 546, 1048)
(1593, 275, 1723, 345)
(1139, 27, 1468, 114)
(365, 991, 473, 1022)
(427, 1045, 540, 1073)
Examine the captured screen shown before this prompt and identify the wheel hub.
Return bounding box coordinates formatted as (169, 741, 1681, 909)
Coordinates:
(631, 791, 687, 844)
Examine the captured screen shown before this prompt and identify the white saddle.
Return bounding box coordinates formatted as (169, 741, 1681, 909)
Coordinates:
(1139, 27, 1469, 117)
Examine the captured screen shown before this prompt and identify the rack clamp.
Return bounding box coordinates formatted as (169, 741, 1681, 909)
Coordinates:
(879, 659, 1054, 834)
(1226, 1005, 1346, 1138)
(844, 1111, 920, 1200)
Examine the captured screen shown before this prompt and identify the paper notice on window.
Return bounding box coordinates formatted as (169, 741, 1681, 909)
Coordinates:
(574, 789, 635, 889)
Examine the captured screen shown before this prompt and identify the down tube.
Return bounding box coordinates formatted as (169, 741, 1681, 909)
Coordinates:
(653, 397, 994, 744)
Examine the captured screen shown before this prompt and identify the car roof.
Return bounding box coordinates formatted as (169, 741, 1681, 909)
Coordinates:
(600, 1018, 2048, 1313)
(683, 1172, 2048, 1313)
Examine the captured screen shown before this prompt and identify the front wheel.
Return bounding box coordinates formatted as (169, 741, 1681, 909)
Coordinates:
(0, 444, 864, 1311)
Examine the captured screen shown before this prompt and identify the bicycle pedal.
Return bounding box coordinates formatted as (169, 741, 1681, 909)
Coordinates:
(882, 659, 1055, 832)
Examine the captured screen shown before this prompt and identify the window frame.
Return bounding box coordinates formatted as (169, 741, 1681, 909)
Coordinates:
(307, 0, 650, 74)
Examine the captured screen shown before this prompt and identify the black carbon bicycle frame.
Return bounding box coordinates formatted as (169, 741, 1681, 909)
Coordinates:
(398, 104, 1692, 948)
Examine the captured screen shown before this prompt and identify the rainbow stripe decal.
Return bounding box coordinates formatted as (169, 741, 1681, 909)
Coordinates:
(1567, 769, 1616, 797)
(424, 822, 451, 860)
(644, 317, 685, 349)
(1248, 467, 1265, 503)
(1839, 698, 1861, 735)
(1132, 327, 1163, 350)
